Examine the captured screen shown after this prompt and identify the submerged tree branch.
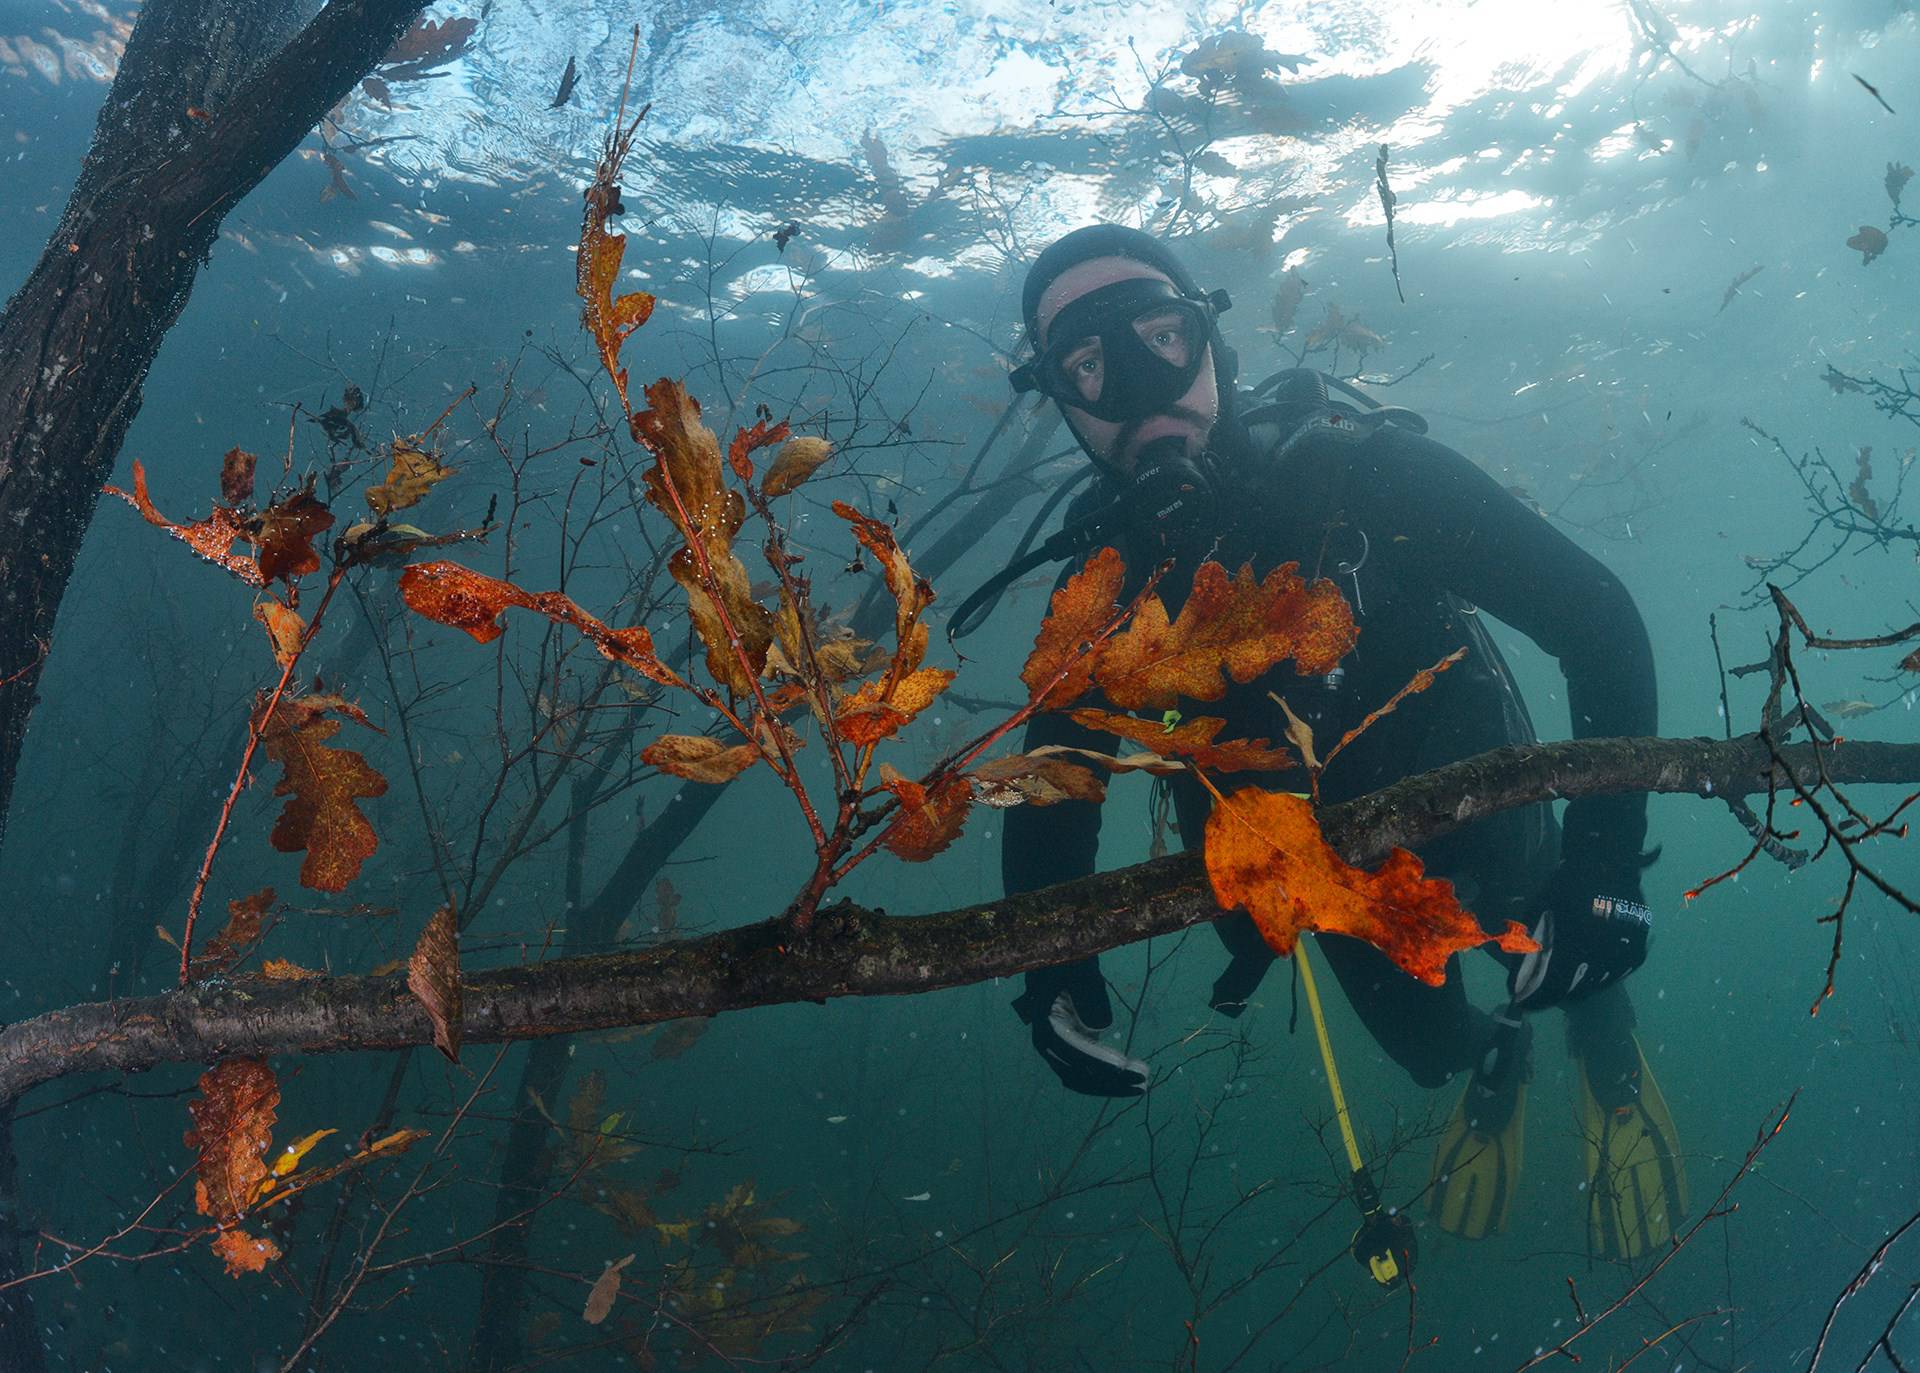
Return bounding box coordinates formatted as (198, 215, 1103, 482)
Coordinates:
(3, 733, 1918, 1106)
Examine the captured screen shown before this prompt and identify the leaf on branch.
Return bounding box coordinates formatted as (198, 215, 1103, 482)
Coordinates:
(1304, 302, 1385, 354)
(1849, 446, 1879, 520)
(260, 958, 321, 980)
(1822, 364, 1865, 395)
(1320, 645, 1467, 769)
(833, 667, 953, 746)
(1068, 708, 1298, 772)
(1899, 647, 1920, 673)
(835, 501, 933, 673)
(258, 694, 388, 893)
(1272, 693, 1320, 770)
(365, 436, 453, 516)
(642, 733, 760, 783)
(1021, 545, 1126, 709)
(880, 765, 971, 861)
(577, 157, 657, 414)
(409, 902, 462, 1061)
(584, 1254, 636, 1324)
(969, 753, 1107, 807)
(104, 459, 264, 587)
(255, 490, 335, 585)
(221, 447, 258, 507)
(1024, 742, 1186, 777)
(1203, 787, 1536, 985)
(1093, 560, 1357, 711)
(1846, 224, 1889, 265)
(252, 598, 306, 668)
(763, 436, 833, 497)
(266, 1128, 338, 1183)
(725, 418, 790, 485)
(186, 1058, 280, 1276)
(382, 15, 477, 76)
(192, 887, 275, 979)
(1890, 162, 1915, 207)
(400, 561, 687, 689)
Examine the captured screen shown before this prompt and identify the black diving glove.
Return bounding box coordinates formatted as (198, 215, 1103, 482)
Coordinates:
(1506, 860, 1652, 1010)
(1011, 958, 1149, 1098)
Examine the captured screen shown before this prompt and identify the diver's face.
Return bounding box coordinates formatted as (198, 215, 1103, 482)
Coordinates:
(1034, 257, 1218, 474)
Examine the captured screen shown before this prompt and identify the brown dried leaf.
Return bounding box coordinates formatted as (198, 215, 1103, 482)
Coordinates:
(880, 765, 971, 861)
(104, 459, 264, 587)
(641, 733, 761, 783)
(1898, 647, 1920, 673)
(669, 547, 775, 695)
(578, 169, 656, 411)
(221, 447, 258, 506)
(192, 887, 275, 979)
(258, 694, 388, 893)
(260, 958, 321, 981)
(584, 1254, 636, 1324)
(763, 436, 833, 498)
(1271, 693, 1320, 770)
(255, 490, 335, 585)
(253, 598, 306, 668)
(1847, 224, 1889, 265)
(400, 561, 686, 689)
(1068, 709, 1298, 773)
(1020, 546, 1125, 709)
(408, 903, 462, 1061)
(834, 501, 933, 671)
(726, 418, 790, 484)
(969, 753, 1107, 807)
(365, 437, 453, 516)
(186, 1058, 279, 1226)
(635, 380, 740, 549)
(1320, 646, 1467, 770)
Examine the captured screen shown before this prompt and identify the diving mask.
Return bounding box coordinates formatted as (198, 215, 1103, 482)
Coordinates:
(1011, 278, 1231, 423)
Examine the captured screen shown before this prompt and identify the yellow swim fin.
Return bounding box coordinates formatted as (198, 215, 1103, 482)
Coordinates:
(1576, 1035, 1688, 1261)
(1430, 1021, 1530, 1239)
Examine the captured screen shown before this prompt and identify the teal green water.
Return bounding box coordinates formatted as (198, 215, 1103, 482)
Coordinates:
(3, 0, 1918, 1367)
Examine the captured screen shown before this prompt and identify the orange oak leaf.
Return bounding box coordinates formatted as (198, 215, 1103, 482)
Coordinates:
(258, 694, 388, 893)
(726, 417, 790, 484)
(104, 459, 264, 587)
(641, 733, 760, 783)
(1020, 545, 1126, 709)
(409, 903, 462, 1061)
(1067, 708, 1298, 773)
(185, 1058, 278, 1239)
(221, 447, 258, 506)
(578, 175, 656, 412)
(399, 561, 686, 690)
(191, 887, 276, 979)
(255, 490, 335, 585)
(1094, 560, 1356, 711)
(762, 436, 833, 498)
(210, 1229, 281, 1277)
(834, 667, 953, 746)
(365, 436, 453, 516)
(880, 765, 971, 861)
(260, 958, 321, 980)
(969, 753, 1107, 807)
(1203, 787, 1536, 986)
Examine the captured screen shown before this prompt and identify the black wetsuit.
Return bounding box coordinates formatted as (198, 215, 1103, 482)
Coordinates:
(1003, 380, 1655, 1086)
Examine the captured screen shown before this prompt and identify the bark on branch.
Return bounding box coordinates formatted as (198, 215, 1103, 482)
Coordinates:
(3, 732, 1917, 1106)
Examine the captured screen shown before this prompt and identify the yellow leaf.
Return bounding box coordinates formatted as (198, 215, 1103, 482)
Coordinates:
(365, 437, 453, 516)
(762, 436, 833, 497)
(655, 1220, 695, 1243)
(270, 1128, 338, 1180)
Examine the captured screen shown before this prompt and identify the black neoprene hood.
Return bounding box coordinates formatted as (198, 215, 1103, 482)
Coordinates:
(1020, 223, 1206, 347)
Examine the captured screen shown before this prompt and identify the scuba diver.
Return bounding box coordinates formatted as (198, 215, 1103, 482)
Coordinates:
(981, 224, 1686, 1260)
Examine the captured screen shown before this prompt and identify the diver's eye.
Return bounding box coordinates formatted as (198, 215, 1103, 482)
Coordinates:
(1061, 344, 1104, 401)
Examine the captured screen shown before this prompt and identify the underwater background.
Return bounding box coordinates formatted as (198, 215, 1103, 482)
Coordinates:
(2, 0, 1919, 1367)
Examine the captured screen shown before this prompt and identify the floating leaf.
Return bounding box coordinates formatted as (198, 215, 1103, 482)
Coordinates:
(1068, 709, 1298, 772)
(880, 766, 970, 861)
(1021, 546, 1126, 709)
(1847, 225, 1889, 265)
(641, 733, 760, 783)
(1271, 268, 1307, 336)
(221, 447, 258, 506)
(763, 436, 833, 497)
(584, 1254, 635, 1324)
(1203, 787, 1535, 985)
(969, 753, 1107, 807)
(400, 561, 686, 689)
(257, 694, 387, 892)
(1093, 560, 1357, 711)
(253, 598, 306, 668)
(365, 437, 452, 516)
(104, 459, 263, 587)
(408, 902, 462, 1061)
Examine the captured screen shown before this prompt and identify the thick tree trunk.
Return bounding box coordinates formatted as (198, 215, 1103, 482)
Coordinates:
(0, 0, 427, 857)
(2, 733, 1914, 1109)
